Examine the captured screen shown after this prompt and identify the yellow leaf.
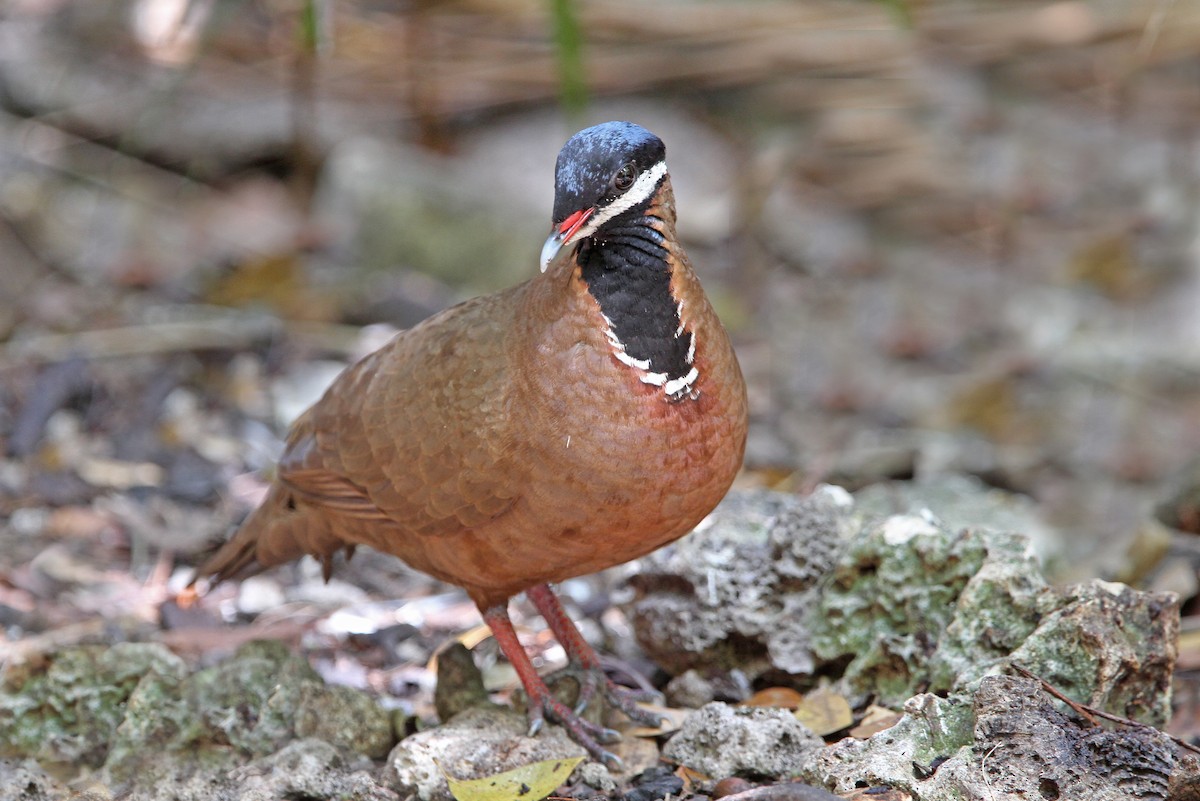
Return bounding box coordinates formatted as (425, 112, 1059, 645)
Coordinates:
(443, 756, 584, 801)
(794, 687, 853, 736)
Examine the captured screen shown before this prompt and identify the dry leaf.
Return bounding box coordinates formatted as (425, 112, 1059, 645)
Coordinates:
(742, 687, 803, 709)
(442, 756, 583, 801)
(676, 764, 709, 789)
(849, 704, 903, 739)
(793, 687, 853, 736)
(842, 787, 911, 800)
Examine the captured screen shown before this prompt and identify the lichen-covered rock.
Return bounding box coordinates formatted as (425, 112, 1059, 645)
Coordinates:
(0, 642, 187, 767)
(818, 519, 1178, 718)
(661, 702, 824, 779)
(0, 638, 395, 793)
(116, 739, 398, 801)
(1005, 581, 1178, 726)
(0, 758, 66, 801)
(104, 639, 321, 780)
(811, 514, 1031, 703)
(629, 487, 855, 677)
(433, 641, 493, 722)
(814, 692, 975, 790)
(386, 706, 586, 801)
(855, 475, 1062, 566)
(818, 676, 1174, 800)
(295, 684, 396, 759)
(631, 485, 1179, 728)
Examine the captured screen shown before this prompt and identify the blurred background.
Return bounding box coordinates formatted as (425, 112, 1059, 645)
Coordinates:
(1, 0, 1199, 697)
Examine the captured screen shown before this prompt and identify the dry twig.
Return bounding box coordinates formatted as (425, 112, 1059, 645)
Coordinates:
(1011, 663, 1200, 756)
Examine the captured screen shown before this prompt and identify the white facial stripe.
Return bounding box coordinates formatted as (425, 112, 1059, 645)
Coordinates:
(572, 160, 668, 242)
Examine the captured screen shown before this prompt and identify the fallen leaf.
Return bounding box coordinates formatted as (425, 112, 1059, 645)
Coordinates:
(742, 687, 803, 709)
(849, 704, 903, 739)
(676, 764, 709, 789)
(442, 756, 584, 801)
(794, 687, 853, 736)
(842, 787, 911, 800)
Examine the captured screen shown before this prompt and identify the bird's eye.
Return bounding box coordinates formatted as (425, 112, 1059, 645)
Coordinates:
(612, 163, 637, 192)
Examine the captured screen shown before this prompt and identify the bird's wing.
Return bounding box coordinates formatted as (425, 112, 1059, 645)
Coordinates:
(279, 291, 526, 537)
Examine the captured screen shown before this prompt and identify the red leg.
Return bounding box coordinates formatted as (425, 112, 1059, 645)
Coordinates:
(525, 583, 663, 725)
(479, 603, 622, 769)
(526, 583, 602, 668)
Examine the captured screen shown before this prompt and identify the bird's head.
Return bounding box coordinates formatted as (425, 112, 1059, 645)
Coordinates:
(540, 121, 668, 272)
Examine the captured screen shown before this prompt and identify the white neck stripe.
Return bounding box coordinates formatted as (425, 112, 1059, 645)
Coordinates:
(572, 160, 668, 241)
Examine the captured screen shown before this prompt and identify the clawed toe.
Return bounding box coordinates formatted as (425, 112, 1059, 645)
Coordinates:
(602, 682, 665, 727)
(525, 689, 624, 765)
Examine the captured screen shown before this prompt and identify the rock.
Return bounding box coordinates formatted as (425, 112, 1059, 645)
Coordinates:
(814, 691, 975, 790)
(1002, 581, 1178, 725)
(132, 638, 322, 762)
(621, 765, 684, 801)
(629, 486, 855, 677)
(294, 684, 396, 759)
(717, 783, 844, 801)
(433, 641, 493, 723)
(576, 761, 619, 793)
(854, 474, 1062, 565)
(818, 514, 1179, 719)
(386, 706, 586, 801)
(224, 739, 398, 801)
(810, 511, 1041, 705)
(313, 137, 538, 298)
(236, 575, 286, 616)
(664, 669, 718, 708)
(114, 739, 398, 801)
(632, 485, 1178, 725)
(818, 675, 1175, 800)
(0, 642, 188, 767)
(662, 702, 823, 779)
(1169, 753, 1200, 801)
(0, 638, 395, 793)
(0, 759, 66, 801)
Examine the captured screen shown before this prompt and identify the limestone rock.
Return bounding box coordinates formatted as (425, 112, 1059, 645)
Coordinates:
(662, 702, 824, 779)
(385, 706, 586, 801)
(631, 485, 1178, 728)
(818, 675, 1175, 800)
(629, 486, 855, 677)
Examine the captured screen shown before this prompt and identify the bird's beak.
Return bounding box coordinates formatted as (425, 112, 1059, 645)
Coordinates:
(540, 208, 594, 272)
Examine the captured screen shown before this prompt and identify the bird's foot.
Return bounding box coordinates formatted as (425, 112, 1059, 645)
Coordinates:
(524, 688, 624, 771)
(547, 665, 664, 726)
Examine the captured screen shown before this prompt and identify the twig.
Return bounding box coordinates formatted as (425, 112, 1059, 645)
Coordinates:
(0, 310, 377, 368)
(979, 743, 998, 801)
(1010, 664, 1099, 726)
(0, 315, 282, 366)
(1011, 663, 1200, 756)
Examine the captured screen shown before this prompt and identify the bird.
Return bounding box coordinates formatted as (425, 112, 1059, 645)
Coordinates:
(189, 121, 749, 768)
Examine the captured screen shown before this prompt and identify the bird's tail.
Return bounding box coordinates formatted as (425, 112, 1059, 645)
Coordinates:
(188, 483, 352, 591)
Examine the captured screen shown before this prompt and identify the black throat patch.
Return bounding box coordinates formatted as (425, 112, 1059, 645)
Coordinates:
(578, 220, 696, 396)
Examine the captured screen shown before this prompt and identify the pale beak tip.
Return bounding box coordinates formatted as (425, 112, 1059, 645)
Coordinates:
(540, 232, 564, 273)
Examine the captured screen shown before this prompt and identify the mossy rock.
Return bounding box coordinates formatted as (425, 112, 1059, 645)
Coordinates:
(0, 642, 187, 767)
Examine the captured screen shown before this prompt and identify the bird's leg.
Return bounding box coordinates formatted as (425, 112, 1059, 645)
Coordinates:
(479, 603, 623, 769)
(525, 583, 664, 726)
